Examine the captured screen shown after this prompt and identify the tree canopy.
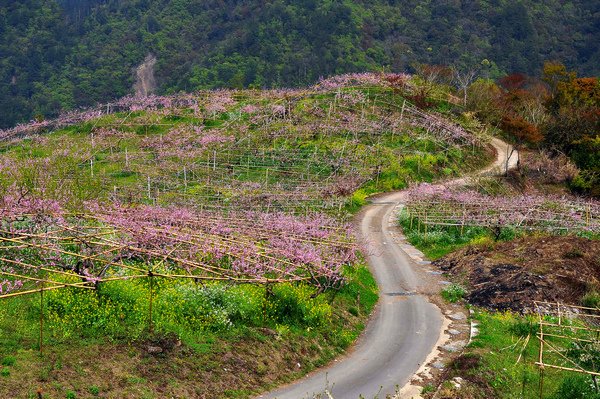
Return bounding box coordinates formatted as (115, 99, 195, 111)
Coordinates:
(1, 0, 599, 128)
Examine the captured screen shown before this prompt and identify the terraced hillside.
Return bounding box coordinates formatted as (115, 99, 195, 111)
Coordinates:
(0, 73, 490, 398)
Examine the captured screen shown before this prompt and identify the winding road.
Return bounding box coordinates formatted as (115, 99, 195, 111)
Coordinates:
(259, 138, 518, 399)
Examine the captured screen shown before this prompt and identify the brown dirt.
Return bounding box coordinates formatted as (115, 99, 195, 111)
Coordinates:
(433, 236, 600, 312)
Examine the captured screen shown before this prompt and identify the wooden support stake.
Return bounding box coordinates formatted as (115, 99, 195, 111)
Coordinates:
(400, 99, 406, 121)
(538, 367, 544, 399)
(183, 166, 187, 189)
(149, 273, 154, 334)
(39, 283, 44, 355)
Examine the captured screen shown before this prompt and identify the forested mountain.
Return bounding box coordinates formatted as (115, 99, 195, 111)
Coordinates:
(1, 0, 598, 128)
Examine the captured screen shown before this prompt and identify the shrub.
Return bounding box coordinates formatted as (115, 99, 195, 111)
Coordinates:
(509, 317, 539, 337)
(441, 284, 466, 303)
(551, 375, 600, 399)
(267, 283, 332, 327)
(1, 356, 15, 367)
(582, 291, 600, 309)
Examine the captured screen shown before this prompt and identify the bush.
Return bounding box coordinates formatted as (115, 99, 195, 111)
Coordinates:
(509, 317, 539, 337)
(441, 284, 466, 303)
(552, 375, 600, 399)
(45, 287, 137, 340)
(1, 356, 15, 367)
(267, 283, 332, 327)
(582, 291, 600, 309)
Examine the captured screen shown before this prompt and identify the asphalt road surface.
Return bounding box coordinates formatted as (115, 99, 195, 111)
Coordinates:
(258, 138, 517, 399)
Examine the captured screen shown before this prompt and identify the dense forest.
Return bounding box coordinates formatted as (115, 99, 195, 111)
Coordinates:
(1, 0, 599, 128)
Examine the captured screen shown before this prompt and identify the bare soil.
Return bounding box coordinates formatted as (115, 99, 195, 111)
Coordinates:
(434, 236, 600, 312)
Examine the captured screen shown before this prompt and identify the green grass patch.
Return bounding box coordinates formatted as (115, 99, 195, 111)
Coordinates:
(441, 284, 466, 303)
(398, 210, 520, 260)
(444, 310, 600, 398)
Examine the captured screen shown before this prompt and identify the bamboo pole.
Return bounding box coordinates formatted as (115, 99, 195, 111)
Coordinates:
(148, 272, 154, 334)
(39, 282, 44, 355)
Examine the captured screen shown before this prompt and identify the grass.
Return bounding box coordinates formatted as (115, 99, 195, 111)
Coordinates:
(398, 209, 522, 260)
(441, 284, 467, 303)
(0, 264, 378, 398)
(435, 310, 600, 398)
(581, 291, 600, 309)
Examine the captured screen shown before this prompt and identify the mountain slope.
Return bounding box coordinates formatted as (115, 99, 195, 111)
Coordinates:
(1, 0, 599, 128)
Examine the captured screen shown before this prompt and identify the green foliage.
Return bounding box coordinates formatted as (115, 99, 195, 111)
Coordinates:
(551, 375, 600, 399)
(87, 385, 100, 396)
(399, 210, 492, 259)
(508, 316, 539, 338)
(569, 136, 600, 197)
(41, 279, 335, 342)
(462, 311, 590, 398)
(2, 1, 600, 128)
(421, 384, 436, 394)
(1, 356, 15, 367)
(441, 284, 466, 303)
(267, 284, 332, 328)
(582, 291, 600, 309)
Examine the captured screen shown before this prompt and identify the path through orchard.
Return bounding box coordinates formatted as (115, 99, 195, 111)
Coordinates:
(258, 138, 518, 399)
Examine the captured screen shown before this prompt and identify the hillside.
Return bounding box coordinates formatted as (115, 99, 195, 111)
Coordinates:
(2, 0, 599, 128)
(0, 74, 491, 398)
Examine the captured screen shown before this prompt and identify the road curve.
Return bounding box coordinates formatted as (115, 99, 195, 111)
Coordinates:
(258, 138, 517, 399)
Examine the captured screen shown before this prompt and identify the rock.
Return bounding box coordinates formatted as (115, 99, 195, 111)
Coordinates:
(452, 376, 464, 389)
(432, 361, 445, 370)
(147, 346, 163, 354)
(449, 312, 466, 321)
(441, 340, 467, 353)
(447, 329, 461, 336)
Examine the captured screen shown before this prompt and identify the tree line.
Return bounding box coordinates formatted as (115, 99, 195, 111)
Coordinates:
(1, 0, 599, 128)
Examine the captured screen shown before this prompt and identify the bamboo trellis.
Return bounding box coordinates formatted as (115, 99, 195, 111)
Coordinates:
(404, 196, 600, 233)
(0, 206, 356, 302)
(534, 301, 600, 397)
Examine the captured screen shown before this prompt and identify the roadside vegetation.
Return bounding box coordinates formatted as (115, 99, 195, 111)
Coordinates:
(400, 63, 599, 398)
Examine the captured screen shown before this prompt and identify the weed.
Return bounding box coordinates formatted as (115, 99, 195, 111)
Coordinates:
(1, 356, 16, 366)
(441, 284, 466, 303)
(582, 291, 600, 309)
(551, 375, 600, 399)
(65, 391, 77, 399)
(87, 386, 100, 396)
(421, 383, 436, 394)
(564, 249, 584, 259)
(509, 317, 539, 337)
(1, 367, 9, 377)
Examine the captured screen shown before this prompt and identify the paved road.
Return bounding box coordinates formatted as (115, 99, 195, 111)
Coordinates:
(258, 138, 517, 399)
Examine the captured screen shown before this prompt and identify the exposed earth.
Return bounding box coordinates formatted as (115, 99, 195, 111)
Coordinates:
(434, 236, 600, 312)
